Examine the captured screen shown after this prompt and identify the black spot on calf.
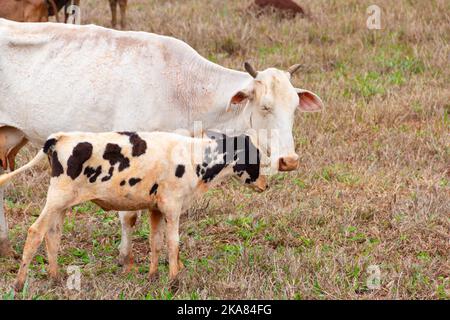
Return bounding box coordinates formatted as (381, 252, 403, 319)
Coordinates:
(175, 164, 185, 178)
(232, 135, 261, 183)
(149, 183, 158, 195)
(101, 167, 114, 182)
(129, 178, 142, 186)
(118, 132, 147, 157)
(201, 162, 227, 182)
(51, 151, 64, 177)
(84, 165, 102, 183)
(44, 138, 64, 177)
(67, 142, 93, 180)
(43, 138, 57, 154)
(103, 143, 130, 171)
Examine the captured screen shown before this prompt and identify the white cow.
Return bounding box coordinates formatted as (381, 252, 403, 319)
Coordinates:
(0, 19, 323, 264)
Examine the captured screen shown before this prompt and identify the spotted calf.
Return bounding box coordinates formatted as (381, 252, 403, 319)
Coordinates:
(0, 131, 267, 291)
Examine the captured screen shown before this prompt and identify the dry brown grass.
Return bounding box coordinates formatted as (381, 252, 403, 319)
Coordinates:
(0, 0, 449, 300)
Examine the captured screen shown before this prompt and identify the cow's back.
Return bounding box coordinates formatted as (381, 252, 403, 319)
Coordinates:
(0, 19, 215, 143)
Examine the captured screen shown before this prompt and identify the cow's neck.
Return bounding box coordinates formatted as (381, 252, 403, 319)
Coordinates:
(205, 70, 253, 134)
(176, 58, 253, 134)
(209, 103, 250, 135)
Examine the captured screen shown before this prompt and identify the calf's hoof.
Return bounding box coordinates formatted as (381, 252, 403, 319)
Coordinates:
(148, 271, 159, 283)
(14, 279, 25, 293)
(168, 277, 180, 292)
(49, 273, 62, 287)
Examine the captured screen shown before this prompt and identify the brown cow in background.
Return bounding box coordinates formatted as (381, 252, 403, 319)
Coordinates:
(1, 1, 127, 29)
(48, 0, 79, 23)
(0, 0, 59, 22)
(255, 0, 305, 17)
(109, 0, 127, 29)
(0, 0, 80, 25)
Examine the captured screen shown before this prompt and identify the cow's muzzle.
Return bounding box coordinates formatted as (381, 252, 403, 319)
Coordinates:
(278, 155, 299, 171)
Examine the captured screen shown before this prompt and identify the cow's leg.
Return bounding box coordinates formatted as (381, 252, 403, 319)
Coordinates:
(0, 126, 27, 258)
(44, 210, 65, 283)
(118, 210, 139, 269)
(109, 0, 118, 28)
(15, 202, 66, 292)
(164, 209, 181, 280)
(118, 0, 127, 29)
(0, 171, 14, 257)
(149, 209, 164, 279)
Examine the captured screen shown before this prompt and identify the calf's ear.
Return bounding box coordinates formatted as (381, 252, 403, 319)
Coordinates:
(296, 88, 324, 112)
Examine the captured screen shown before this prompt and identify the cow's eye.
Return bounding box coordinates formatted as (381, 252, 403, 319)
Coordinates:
(262, 105, 270, 112)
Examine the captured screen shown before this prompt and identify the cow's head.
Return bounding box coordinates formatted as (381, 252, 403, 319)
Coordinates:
(227, 63, 323, 172)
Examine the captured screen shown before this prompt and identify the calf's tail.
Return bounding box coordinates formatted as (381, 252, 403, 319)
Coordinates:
(0, 150, 46, 188)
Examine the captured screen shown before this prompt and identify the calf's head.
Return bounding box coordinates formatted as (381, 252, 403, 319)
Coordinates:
(227, 62, 324, 172)
(200, 132, 268, 192)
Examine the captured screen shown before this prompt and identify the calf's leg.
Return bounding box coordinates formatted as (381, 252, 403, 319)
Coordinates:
(15, 203, 67, 292)
(149, 209, 164, 278)
(118, 210, 139, 269)
(44, 211, 65, 282)
(165, 210, 181, 280)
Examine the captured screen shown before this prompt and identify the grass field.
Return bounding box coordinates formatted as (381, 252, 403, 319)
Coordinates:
(0, 0, 449, 299)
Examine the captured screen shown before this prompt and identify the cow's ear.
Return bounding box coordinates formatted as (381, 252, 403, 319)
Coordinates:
(296, 89, 324, 112)
(227, 84, 255, 112)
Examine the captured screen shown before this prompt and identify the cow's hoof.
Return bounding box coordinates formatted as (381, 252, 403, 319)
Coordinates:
(121, 263, 134, 275)
(117, 252, 132, 266)
(117, 255, 125, 266)
(118, 253, 134, 273)
(0, 240, 18, 259)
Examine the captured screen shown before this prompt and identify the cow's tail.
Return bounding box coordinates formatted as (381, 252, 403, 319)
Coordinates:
(0, 150, 46, 188)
